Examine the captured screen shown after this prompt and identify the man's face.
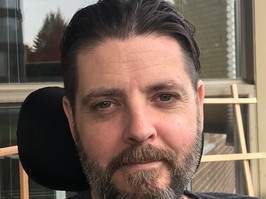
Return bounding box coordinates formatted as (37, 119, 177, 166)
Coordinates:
(63, 35, 205, 199)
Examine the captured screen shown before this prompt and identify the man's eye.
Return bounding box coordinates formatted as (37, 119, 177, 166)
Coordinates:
(96, 101, 112, 109)
(159, 94, 172, 101)
(88, 100, 120, 115)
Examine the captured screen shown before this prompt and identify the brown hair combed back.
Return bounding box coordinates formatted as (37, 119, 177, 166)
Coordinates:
(61, 0, 200, 109)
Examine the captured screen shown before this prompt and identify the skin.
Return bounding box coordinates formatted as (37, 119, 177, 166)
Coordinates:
(63, 34, 205, 199)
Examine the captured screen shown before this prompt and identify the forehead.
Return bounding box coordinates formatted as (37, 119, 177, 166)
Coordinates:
(76, 35, 191, 92)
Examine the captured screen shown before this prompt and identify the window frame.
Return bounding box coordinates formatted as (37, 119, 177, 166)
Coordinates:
(1, 0, 265, 197)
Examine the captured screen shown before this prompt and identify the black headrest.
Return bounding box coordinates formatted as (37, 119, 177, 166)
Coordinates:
(17, 87, 89, 192)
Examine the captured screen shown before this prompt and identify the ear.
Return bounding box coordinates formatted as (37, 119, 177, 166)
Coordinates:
(62, 96, 77, 143)
(197, 80, 205, 132)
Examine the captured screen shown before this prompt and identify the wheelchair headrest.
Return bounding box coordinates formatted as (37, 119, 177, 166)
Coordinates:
(17, 87, 89, 192)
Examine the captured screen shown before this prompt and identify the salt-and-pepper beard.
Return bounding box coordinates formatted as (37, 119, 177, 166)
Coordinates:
(74, 117, 203, 199)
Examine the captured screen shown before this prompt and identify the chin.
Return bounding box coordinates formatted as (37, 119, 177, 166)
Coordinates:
(109, 165, 174, 196)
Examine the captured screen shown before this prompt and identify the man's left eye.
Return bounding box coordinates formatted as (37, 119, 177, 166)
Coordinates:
(159, 94, 172, 101)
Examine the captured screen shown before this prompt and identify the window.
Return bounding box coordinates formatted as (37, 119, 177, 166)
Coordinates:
(0, 0, 262, 198)
(0, 0, 18, 9)
(174, 0, 240, 79)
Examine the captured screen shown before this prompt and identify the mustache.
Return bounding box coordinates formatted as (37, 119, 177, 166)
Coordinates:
(106, 144, 177, 175)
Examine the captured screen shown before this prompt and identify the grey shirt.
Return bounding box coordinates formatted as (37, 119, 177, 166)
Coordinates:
(69, 190, 259, 199)
(185, 191, 259, 199)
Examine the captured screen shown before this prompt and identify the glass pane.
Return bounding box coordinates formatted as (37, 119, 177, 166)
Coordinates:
(0, 0, 24, 82)
(0, 106, 18, 198)
(0, 0, 98, 83)
(23, 0, 97, 83)
(0, 105, 58, 198)
(0, 18, 8, 42)
(0, 157, 56, 199)
(0, 156, 20, 198)
(0, 0, 240, 83)
(193, 161, 238, 192)
(0, 0, 17, 9)
(0, 105, 19, 147)
(0, 1, 97, 197)
(192, 103, 236, 192)
(173, 0, 239, 79)
(192, 103, 250, 194)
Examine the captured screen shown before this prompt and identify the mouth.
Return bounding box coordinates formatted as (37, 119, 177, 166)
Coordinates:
(107, 144, 176, 175)
(121, 161, 163, 170)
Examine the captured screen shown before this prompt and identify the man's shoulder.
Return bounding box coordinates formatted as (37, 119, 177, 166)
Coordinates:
(185, 191, 259, 199)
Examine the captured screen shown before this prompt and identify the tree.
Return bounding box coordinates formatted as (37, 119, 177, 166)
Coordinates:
(27, 9, 67, 62)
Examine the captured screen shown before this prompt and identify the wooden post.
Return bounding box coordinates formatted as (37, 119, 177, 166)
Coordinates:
(231, 84, 254, 196)
(19, 161, 29, 199)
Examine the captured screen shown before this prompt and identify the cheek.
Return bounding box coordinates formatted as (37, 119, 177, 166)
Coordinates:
(157, 114, 197, 157)
(76, 116, 124, 168)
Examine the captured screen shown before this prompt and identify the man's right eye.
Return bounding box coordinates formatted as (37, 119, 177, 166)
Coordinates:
(95, 101, 112, 109)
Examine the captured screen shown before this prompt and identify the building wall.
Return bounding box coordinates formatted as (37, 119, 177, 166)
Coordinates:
(254, 0, 266, 197)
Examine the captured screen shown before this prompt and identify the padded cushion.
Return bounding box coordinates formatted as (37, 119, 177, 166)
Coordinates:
(17, 87, 89, 192)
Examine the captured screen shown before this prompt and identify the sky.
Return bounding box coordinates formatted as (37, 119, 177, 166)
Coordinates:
(22, 0, 97, 47)
(22, 0, 175, 47)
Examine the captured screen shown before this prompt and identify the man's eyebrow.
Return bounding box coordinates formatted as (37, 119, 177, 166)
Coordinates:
(81, 88, 124, 106)
(143, 80, 187, 94)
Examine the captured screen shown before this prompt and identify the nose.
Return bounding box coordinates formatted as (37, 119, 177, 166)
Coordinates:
(123, 104, 157, 144)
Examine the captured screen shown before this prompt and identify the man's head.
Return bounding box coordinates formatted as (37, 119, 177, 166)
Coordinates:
(61, 0, 200, 108)
(61, 0, 204, 199)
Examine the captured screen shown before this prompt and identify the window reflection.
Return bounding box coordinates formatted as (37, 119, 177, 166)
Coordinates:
(0, 0, 18, 9)
(25, 10, 66, 82)
(0, 0, 239, 83)
(0, 0, 24, 82)
(173, 0, 238, 79)
(0, 0, 97, 83)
